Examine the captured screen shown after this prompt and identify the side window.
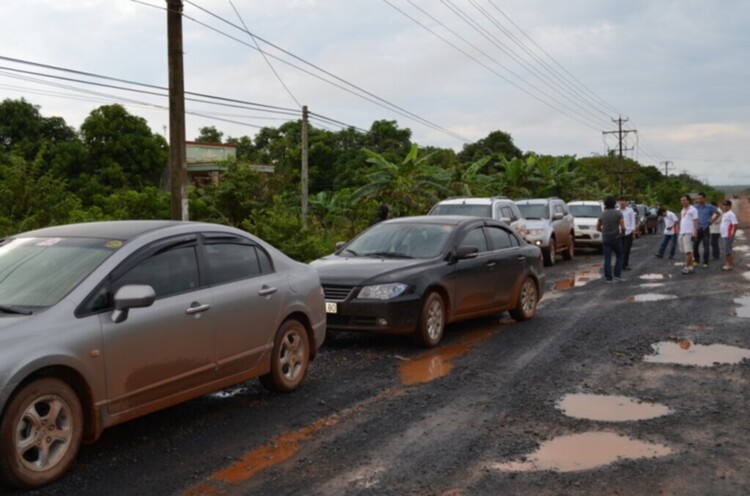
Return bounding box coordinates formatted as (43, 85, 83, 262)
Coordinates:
(486, 226, 513, 250)
(114, 246, 200, 299)
(500, 206, 513, 221)
(204, 243, 262, 285)
(459, 227, 489, 253)
(257, 246, 273, 274)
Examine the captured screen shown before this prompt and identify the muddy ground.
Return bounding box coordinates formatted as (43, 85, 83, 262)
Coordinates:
(14, 199, 750, 496)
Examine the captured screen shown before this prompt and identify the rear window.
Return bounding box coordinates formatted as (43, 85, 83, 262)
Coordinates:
(569, 205, 603, 218)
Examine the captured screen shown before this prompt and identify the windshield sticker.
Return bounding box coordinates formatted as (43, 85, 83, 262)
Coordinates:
(105, 240, 123, 249)
(35, 238, 62, 247)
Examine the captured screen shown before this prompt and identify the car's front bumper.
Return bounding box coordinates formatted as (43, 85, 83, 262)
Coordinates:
(324, 294, 422, 335)
(574, 229, 603, 245)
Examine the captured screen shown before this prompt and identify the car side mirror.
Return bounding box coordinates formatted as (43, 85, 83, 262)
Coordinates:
(112, 284, 155, 323)
(454, 246, 479, 260)
(335, 241, 347, 250)
(553, 212, 564, 220)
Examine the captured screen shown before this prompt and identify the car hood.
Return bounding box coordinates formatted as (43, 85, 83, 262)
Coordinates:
(525, 219, 551, 230)
(311, 255, 431, 285)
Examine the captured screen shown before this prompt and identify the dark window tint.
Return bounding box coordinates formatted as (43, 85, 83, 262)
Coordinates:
(258, 247, 273, 273)
(205, 243, 262, 284)
(459, 227, 489, 253)
(486, 226, 513, 250)
(115, 246, 199, 298)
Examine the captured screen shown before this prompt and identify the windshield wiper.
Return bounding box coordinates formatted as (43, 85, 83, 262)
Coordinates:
(0, 304, 33, 315)
(341, 248, 359, 256)
(366, 251, 414, 259)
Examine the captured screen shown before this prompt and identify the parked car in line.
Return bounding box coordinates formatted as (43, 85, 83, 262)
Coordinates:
(645, 206, 659, 234)
(634, 204, 648, 236)
(428, 196, 528, 239)
(311, 216, 545, 348)
(567, 200, 605, 251)
(515, 198, 576, 266)
(0, 221, 326, 489)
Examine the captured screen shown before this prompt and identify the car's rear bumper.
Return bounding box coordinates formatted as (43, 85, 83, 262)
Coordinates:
(324, 295, 421, 335)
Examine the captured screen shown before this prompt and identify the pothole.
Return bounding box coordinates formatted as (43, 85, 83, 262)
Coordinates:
(644, 341, 750, 366)
(489, 432, 672, 472)
(553, 269, 602, 290)
(628, 293, 678, 302)
(742, 272, 750, 281)
(733, 295, 750, 318)
(640, 283, 665, 289)
(211, 386, 249, 399)
(733, 245, 749, 252)
(640, 273, 671, 280)
(556, 393, 671, 422)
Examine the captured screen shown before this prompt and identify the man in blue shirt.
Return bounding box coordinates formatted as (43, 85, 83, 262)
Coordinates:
(692, 192, 719, 268)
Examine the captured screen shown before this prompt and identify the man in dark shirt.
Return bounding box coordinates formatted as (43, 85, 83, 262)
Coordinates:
(596, 196, 626, 282)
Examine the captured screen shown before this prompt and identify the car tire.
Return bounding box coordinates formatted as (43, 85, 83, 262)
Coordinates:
(260, 319, 310, 393)
(510, 277, 538, 321)
(0, 378, 83, 489)
(414, 292, 445, 348)
(562, 236, 574, 260)
(543, 238, 555, 266)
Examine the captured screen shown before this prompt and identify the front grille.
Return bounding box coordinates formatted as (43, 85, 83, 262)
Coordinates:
(322, 284, 355, 301)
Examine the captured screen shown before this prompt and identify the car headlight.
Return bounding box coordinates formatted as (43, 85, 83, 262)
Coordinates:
(357, 283, 408, 300)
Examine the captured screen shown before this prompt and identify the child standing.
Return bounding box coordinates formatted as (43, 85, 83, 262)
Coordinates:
(720, 200, 739, 271)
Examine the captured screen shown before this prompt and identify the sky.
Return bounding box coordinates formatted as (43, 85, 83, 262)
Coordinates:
(1, 0, 748, 185)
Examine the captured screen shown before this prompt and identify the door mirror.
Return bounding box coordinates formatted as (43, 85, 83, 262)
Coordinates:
(553, 212, 564, 220)
(112, 284, 155, 323)
(335, 241, 347, 251)
(455, 246, 479, 260)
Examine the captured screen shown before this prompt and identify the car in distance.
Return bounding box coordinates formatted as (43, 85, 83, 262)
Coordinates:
(311, 216, 545, 348)
(515, 198, 575, 266)
(567, 200, 605, 251)
(428, 197, 528, 239)
(0, 221, 326, 489)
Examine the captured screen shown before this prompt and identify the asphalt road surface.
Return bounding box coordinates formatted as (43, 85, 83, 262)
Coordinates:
(13, 201, 750, 496)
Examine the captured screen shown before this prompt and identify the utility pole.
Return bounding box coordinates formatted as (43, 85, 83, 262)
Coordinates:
(167, 0, 188, 220)
(301, 105, 309, 228)
(602, 116, 636, 197)
(661, 160, 673, 178)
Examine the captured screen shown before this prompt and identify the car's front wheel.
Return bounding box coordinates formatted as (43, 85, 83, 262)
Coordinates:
(510, 277, 538, 321)
(414, 292, 445, 348)
(562, 235, 575, 260)
(260, 319, 310, 393)
(0, 378, 83, 489)
(543, 238, 556, 266)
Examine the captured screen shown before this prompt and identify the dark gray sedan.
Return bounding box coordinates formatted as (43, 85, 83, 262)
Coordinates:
(0, 221, 326, 489)
(311, 216, 545, 348)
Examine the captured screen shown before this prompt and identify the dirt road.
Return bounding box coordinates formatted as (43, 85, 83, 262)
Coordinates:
(13, 203, 750, 496)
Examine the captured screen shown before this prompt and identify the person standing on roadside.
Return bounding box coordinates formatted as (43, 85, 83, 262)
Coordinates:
(720, 199, 739, 271)
(709, 201, 722, 261)
(692, 192, 720, 268)
(617, 197, 636, 271)
(597, 196, 625, 283)
(655, 207, 679, 259)
(680, 194, 699, 275)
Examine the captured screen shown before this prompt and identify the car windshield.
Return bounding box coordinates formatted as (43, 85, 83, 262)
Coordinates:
(569, 205, 602, 218)
(0, 237, 120, 310)
(344, 223, 454, 259)
(429, 204, 492, 218)
(517, 204, 549, 220)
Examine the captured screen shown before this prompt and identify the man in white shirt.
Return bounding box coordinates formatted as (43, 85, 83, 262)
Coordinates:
(720, 199, 739, 271)
(655, 207, 679, 259)
(679, 194, 699, 274)
(617, 197, 636, 270)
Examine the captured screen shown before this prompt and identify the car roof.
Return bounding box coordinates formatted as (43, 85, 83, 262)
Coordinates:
(383, 215, 488, 226)
(435, 197, 511, 205)
(567, 200, 603, 206)
(15, 220, 203, 241)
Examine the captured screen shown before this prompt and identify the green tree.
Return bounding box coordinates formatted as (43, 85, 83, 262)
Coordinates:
(458, 130, 522, 171)
(195, 125, 223, 143)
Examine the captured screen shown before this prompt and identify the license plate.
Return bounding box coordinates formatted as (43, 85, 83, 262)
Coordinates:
(325, 302, 338, 314)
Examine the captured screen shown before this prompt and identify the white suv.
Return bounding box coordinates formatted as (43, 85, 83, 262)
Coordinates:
(428, 197, 527, 239)
(567, 200, 605, 251)
(515, 197, 575, 266)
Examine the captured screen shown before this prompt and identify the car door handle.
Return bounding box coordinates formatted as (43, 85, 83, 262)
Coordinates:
(185, 303, 211, 315)
(486, 261, 496, 268)
(258, 286, 278, 296)
(517, 256, 526, 263)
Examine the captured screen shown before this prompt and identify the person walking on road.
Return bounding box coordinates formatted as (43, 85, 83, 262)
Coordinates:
(680, 194, 699, 275)
(720, 199, 739, 271)
(709, 201, 722, 261)
(597, 196, 625, 283)
(692, 192, 719, 268)
(655, 207, 679, 259)
(617, 197, 636, 271)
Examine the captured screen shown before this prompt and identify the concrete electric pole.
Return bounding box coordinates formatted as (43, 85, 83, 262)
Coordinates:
(602, 116, 637, 197)
(301, 105, 309, 228)
(167, 0, 188, 221)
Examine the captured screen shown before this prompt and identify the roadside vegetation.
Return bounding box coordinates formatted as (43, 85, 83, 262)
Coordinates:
(0, 98, 725, 261)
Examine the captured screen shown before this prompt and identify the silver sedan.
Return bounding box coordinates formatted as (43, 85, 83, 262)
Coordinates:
(0, 220, 326, 489)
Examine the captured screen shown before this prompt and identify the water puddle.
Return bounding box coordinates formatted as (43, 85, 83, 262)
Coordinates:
(733, 295, 750, 318)
(743, 272, 750, 282)
(556, 393, 671, 422)
(210, 386, 248, 399)
(640, 273, 671, 280)
(644, 340, 750, 366)
(489, 432, 672, 472)
(628, 293, 678, 302)
(399, 328, 496, 385)
(553, 268, 602, 290)
(733, 245, 749, 252)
